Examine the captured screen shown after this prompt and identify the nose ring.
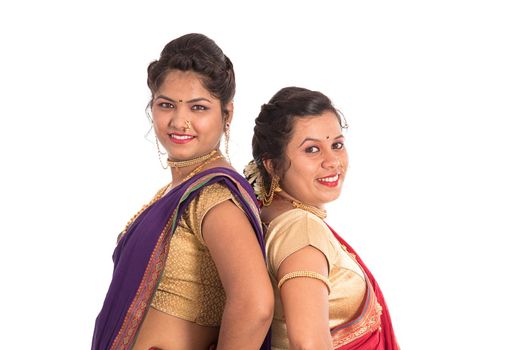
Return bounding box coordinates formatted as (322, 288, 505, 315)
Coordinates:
(184, 120, 192, 131)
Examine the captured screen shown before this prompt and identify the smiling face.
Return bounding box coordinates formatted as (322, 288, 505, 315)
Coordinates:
(151, 70, 231, 161)
(278, 112, 348, 208)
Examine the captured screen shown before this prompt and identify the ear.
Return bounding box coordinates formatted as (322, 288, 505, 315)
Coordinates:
(262, 158, 275, 177)
(224, 101, 234, 126)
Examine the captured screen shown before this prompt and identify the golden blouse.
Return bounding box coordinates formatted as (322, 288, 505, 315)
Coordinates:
(150, 182, 240, 326)
(265, 209, 368, 349)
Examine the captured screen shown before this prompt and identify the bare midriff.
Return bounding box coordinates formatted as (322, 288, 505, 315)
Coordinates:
(132, 308, 219, 350)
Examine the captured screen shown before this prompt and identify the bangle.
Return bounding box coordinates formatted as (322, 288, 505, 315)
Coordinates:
(277, 271, 331, 294)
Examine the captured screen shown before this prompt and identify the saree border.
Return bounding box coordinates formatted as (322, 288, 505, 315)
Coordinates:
(110, 203, 178, 350)
(330, 258, 383, 347)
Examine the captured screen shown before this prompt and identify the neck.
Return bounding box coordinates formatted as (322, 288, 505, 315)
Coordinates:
(167, 149, 217, 168)
(169, 149, 224, 187)
(276, 190, 327, 220)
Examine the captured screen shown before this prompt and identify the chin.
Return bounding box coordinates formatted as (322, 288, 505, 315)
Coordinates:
(168, 149, 196, 160)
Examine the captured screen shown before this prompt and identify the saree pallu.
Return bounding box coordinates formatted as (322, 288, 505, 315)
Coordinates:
(328, 225, 399, 350)
(92, 167, 271, 350)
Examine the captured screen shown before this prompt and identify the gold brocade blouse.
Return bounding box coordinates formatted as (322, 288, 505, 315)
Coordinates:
(150, 183, 240, 326)
(265, 209, 368, 349)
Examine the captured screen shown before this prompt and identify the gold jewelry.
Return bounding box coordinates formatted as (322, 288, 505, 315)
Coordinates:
(180, 153, 223, 182)
(275, 191, 327, 219)
(291, 199, 327, 220)
(224, 123, 231, 163)
(155, 136, 168, 170)
(278, 271, 331, 294)
(167, 149, 217, 168)
(262, 175, 281, 207)
(184, 120, 192, 131)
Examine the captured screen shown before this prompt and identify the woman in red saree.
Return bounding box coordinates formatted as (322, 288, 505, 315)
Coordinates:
(245, 87, 399, 349)
(92, 34, 272, 350)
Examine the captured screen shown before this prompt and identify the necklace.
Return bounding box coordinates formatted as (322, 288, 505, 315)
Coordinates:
(167, 149, 217, 168)
(291, 200, 327, 220)
(180, 153, 223, 183)
(276, 192, 327, 220)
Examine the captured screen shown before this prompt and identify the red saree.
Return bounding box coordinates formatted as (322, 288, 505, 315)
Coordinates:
(328, 225, 399, 350)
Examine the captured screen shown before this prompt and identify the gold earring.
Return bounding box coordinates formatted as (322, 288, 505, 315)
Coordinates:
(262, 175, 281, 206)
(224, 122, 231, 163)
(155, 136, 168, 170)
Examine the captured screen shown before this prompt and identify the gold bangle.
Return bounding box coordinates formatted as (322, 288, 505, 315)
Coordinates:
(277, 271, 331, 294)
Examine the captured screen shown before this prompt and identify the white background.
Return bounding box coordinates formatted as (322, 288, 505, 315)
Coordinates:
(1, 1, 523, 349)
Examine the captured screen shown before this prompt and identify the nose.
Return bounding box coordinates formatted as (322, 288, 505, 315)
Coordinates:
(322, 150, 341, 170)
(167, 105, 191, 131)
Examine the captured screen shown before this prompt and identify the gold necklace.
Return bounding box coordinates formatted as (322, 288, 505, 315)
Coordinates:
(180, 153, 223, 182)
(167, 149, 217, 168)
(276, 192, 327, 220)
(291, 200, 327, 220)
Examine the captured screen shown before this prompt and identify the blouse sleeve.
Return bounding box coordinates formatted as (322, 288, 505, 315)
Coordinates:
(266, 210, 335, 277)
(182, 182, 242, 245)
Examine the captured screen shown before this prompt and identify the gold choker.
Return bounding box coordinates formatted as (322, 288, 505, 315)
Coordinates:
(167, 149, 218, 168)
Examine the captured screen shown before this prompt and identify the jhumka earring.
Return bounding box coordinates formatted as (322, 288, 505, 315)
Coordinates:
(262, 175, 281, 206)
(155, 136, 168, 170)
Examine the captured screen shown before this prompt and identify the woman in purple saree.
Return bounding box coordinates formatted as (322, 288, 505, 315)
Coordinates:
(92, 34, 272, 350)
(245, 87, 399, 349)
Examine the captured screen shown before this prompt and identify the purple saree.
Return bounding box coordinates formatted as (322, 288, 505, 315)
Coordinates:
(91, 168, 271, 350)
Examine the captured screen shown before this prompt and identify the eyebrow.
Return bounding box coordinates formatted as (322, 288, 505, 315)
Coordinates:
(155, 95, 212, 104)
(298, 134, 345, 148)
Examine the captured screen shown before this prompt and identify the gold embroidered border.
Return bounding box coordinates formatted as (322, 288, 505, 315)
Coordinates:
(110, 213, 175, 350)
(331, 281, 383, 347)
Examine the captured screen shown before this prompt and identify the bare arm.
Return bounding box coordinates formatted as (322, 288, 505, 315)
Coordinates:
(202, 200, 273, 350)
(278, 246, 333, 350)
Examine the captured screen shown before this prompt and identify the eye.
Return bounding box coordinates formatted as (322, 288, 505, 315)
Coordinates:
(158, 102, 175, 109)
(305, 146, 320, 153)
(332, 142, 344, 150)
(191, 104, 208, 111)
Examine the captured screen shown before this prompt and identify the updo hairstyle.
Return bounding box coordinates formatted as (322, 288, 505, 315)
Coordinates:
(147, 33, 235, 119)
(251, 86, 345, 194)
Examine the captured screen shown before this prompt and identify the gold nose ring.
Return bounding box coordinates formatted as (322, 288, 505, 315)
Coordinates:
(184, 120, 192, 131)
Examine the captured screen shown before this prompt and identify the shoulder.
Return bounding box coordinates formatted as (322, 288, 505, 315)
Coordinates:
(265, 209, 335, 274)
(266, 209, 330, 242)
(183, 182, 239, 242)
(196, 181, 234, 202)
